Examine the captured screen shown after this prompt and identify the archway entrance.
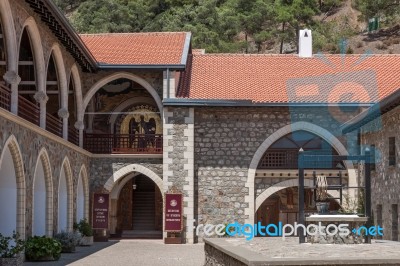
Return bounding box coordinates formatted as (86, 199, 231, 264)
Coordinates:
(116, 174, 162, 239)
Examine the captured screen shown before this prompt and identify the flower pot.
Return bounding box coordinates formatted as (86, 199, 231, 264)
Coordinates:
(316, 202, 329, 214)
(61, 245, 76, 253)
(26, 255, 58, 262)
(0, 255, 23, 266)
(80, 236, 94, 246)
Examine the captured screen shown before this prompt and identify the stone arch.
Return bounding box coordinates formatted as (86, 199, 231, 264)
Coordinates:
(110, 172, 140, 199)
(0, 135, 26, 239)
(70, 64, 83, 125)
(48, 44, 68, 108)
(245, 122, 356, 224)
(108, 97, 159, 133)
(77, 164, 89, 221)
(255, 179, 340, 212)
(19, 17, 45, 93)
(104, 164, 163, 194)
(58, 156, 73, 232)
(0, 0, 17, 71)
(81, 72, 163, 122)
(32, 148, 53, 236)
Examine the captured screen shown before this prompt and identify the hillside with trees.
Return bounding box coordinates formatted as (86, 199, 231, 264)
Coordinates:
(52, 0, 400, 54)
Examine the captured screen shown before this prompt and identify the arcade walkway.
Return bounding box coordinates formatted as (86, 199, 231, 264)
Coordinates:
(24, 240, 205, 266)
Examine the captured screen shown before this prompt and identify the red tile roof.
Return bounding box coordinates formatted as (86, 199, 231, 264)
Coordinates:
(177, 54, 400, 103)
(80, 32, 189, 65)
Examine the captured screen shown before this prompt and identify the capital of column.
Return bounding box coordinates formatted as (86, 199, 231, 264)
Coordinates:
(58, 108, 69, 119)
(33, 91, 49, 104)
(3, 71, 21, 85)
(74, 121, 85, 130)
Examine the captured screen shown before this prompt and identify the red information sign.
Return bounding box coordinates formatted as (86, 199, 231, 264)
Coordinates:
(164, 193, 183, 232)
(92, 193, 109, 229)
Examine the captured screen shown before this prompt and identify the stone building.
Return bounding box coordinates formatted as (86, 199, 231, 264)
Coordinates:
(1, 0, 400, 245)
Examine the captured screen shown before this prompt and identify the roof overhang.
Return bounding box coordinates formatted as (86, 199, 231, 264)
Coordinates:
(341, 88, 400, 134)
(27, 0, 97, 72)
(98, 64, 187, 70)
(163, 98, 374, 107)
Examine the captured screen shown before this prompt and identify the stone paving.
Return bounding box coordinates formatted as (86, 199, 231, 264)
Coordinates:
(24, 240, 205, 266)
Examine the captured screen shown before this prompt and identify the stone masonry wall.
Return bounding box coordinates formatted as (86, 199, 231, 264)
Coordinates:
(361, 105, 400, 241)
(194, 106, 359, 228)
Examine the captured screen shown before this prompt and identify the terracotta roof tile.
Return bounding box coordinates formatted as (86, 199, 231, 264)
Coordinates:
(177, 54, 400, 103)
(80, 32, 188, 65)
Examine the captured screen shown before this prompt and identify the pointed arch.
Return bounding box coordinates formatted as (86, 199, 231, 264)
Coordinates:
(245, 122, 356, 224)
(70, 64, 83, 124)
(48, 44, 68, 108)
(81, 72, 163, 122)
(32, 148, 53, 236)
(58, 156, 73, 232)
(0, 135, 26, 239)
(104, 164, 163, 195)
(77, 164, 89, 221)
(0, 0, 17, 71)
(19, 17, 45, 93)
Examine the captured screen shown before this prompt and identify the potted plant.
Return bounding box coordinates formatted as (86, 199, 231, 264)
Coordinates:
(0, 231, 24, 266)
(315, 175, 330, 214)
(54, 231, 81, 253)
(74, 219, 93, 246)
(25, 236, 61, 261)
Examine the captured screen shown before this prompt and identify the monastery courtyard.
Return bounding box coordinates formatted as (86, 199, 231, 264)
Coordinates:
(23, 238, 400, 266)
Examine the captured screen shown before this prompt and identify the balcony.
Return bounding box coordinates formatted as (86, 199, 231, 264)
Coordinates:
(84, 133, 162, 154)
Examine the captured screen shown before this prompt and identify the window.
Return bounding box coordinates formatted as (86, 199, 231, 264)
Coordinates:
(389, 137, 396, 166)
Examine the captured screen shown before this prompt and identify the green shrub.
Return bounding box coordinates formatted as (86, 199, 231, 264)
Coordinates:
(0, 231, 24, 258)
(54, 231, 81, 252)
(25, 236, 61, 261)
(74, 219, 93, 237)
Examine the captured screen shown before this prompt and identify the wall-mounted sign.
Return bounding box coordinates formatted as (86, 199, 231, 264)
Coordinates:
(164, 193, 183, 232)
(92, 193, 109, 229)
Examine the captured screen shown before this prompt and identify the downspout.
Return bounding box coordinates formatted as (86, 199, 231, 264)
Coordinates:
(166, 68, 170, 99)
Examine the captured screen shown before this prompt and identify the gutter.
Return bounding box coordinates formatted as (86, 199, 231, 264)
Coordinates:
(98, 64, 186, 70)
(163, 98, 375, 107)
(341, 88, 400, 134)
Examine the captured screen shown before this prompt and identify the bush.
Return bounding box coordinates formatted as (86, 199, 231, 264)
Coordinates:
(0, 231, 24, 258)
(54, 231, 81, 253)
(74, 219, 93, 237)
(25, 236, 61, 261)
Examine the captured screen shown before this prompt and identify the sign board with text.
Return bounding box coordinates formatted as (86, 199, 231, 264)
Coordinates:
(92, 193, 109, 229)
(164, 193, 183, 232)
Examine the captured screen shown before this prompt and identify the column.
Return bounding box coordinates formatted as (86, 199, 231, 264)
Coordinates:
(58, 108, 69, 139)
(34, 91, 48, 128)
(3, 70, 21, 115)
(75, 121, 85, 148)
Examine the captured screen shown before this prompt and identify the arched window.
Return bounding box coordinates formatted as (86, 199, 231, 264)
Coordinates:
(68, 75, 78, 145)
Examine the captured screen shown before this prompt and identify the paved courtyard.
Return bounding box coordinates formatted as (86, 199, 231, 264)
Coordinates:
(24, 240, 205, 266)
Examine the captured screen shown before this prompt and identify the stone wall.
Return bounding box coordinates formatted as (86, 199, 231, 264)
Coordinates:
(194, 106, 359, 227)
(360, 105, 400, 241)
(204, 241, 246, 266)
(89, 157, 163, 191)
(0, 110, 90, 236)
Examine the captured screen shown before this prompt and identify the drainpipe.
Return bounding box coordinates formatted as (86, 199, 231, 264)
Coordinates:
(166, 68, 170, 99)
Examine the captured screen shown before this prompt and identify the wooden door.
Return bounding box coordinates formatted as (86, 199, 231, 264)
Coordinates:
(154, 185, 162, 230)
(117, 179, 133, 231)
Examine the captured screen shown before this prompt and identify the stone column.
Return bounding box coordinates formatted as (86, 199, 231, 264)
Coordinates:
(75, 121, 85, 148)
(58, 108, 69, 140)
(3, 71, 21, 115)
(34, 91, 48, 128)
(163, 107, 195, 243)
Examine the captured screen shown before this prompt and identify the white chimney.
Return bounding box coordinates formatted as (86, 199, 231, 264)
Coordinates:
(299, 29, 312, 58)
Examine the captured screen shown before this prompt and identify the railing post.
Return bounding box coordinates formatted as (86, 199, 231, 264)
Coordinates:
(298, 148, 305, 244)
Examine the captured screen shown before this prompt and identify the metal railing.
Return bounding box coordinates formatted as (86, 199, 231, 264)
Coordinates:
(46, 113, 62, 137)
(84, 133, 163, 154)
(68, 126, 79, 146)
(18, 95, 40, 125)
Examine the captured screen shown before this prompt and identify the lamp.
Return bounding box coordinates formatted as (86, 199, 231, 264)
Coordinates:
(132, 179, 137, 190)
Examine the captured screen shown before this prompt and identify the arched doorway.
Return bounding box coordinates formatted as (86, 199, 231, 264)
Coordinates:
(0, 145, 17, 236)
(76, 172, 85, 222)
(115, 174, 162, 239)
(254, 130, 343, 229)
(33, 157, 46, 236)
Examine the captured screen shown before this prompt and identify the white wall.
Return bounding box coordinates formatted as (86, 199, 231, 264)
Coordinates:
(58, 168, 68, 232)
(0, 147, 17, 236)
(77, 174, 84, 222)
(33, 159, 46, 236)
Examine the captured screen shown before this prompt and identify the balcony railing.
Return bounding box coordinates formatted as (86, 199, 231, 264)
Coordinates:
(68, 126, 79, 146)
(18, 95, 40, 126)
(0, 84, 11, 111)
(84, 134, 163, 154)
(46, 113, 62, 137)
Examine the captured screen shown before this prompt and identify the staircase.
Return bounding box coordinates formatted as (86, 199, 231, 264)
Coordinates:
(121, 176, 162, 239)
